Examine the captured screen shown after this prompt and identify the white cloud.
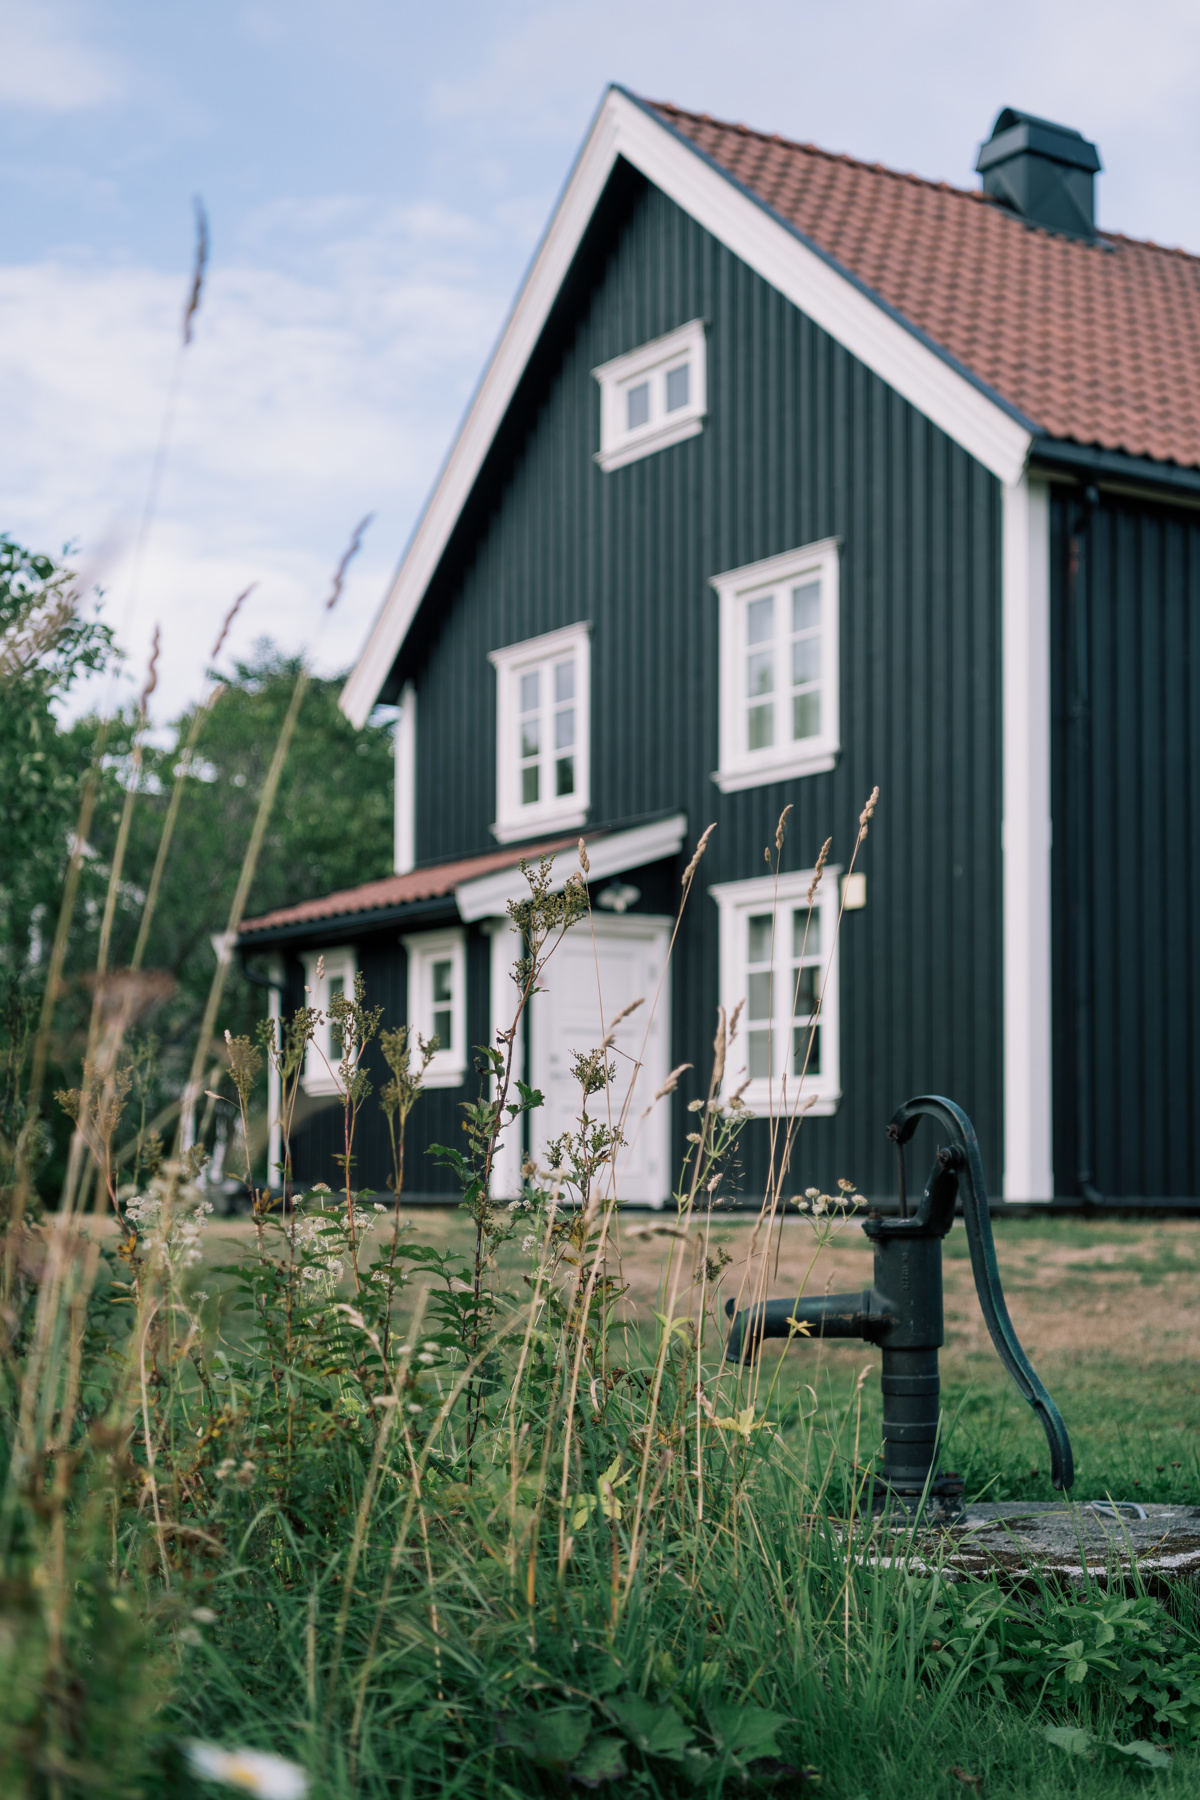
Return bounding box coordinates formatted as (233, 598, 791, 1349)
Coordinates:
(0, 0, 127, 111)
(0, 197, 519, 722)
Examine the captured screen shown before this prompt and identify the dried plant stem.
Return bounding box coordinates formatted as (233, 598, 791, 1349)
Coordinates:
(178, 665, 309, 1150)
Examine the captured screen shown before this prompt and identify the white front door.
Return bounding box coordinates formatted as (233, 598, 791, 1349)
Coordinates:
(530, 914, 672, 1206)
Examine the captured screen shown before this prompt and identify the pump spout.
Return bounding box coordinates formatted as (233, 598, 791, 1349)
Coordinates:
(724, 1289, 895, 1364)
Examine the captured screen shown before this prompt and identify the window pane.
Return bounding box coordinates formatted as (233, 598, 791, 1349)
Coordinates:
(793, 691, 821, 741)
(792, 636, 821, 685)
(792, 581, 821, 633)
(792, 907, 819, 960)
(433, 1007, 452, 1050)
(521, 764, 540, 805)
(554, 706, 574, 750)
(626, 382, 650, 429)
(665, 362, 690, 412)
(519, 670, 539, 713)
(748, 702, 774, 750)
(748, 1030, 771, 1080)
(520, 717, 540, 760)
(432, 959, 453, 1004)
(555, 755, 574, 797)
(746, 594, 774, 645)
(791, 965, 818, 1018)
(746, 647, 774, 697)
(747, 913, 774, 965)
(554, 659, 574, 703)
(747, 970, 773, 1023)
(793, 1025, 820, 1077)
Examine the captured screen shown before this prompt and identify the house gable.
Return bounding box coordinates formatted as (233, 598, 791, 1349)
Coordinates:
(341, 86, 1030, 727)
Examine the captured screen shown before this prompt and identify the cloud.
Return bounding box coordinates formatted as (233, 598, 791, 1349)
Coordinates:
(1, 0, 128, 111)
(0, 196, 519, 722)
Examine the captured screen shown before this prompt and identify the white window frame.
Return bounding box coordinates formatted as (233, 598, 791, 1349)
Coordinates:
(592, 319, 707, 472)
(402, 927, 467, 1088)
(709, 538, 840, 793)
(300, 945, 357, 1097)
(709, 867, 841, 1118)
(488, 622, 590, 843)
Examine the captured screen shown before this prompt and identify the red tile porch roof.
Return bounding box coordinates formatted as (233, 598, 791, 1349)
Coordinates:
(651, 101, 1200, 471)
(239, 835, 581, 937)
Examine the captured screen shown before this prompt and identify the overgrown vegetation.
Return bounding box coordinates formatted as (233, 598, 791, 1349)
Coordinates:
(3, 536, 1200, 1800)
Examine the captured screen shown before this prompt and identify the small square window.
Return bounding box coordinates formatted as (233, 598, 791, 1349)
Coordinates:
(593, 320, 706, 471)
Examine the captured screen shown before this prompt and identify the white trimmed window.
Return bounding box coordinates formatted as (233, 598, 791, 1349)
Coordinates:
(300, 945, 356, 1096)
(402, 928, 466, 1087)
(592, 319, 706, 471)
(709, 539, 840, 792)
(489, 623, 590, 843)
(709, 868, 841, 1117)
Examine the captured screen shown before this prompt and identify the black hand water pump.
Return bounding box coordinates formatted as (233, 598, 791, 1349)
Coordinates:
(725, 1096, 1074, 1506)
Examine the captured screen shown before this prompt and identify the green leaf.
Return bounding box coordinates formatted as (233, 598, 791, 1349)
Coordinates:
(1065, 1658, 1089, 1683)
(497, 1706, 591, 1770)
(572, 1735, 627, 1787)
(706, 1703, 788, 1760)
(1044, 1725, 1096, 1758)
(1106, 1740, 1171, 1770)
(609, 1694, 694, 1761)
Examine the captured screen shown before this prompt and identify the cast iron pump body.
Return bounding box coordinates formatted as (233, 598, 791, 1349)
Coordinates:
(725, 1096, 1074, 1505)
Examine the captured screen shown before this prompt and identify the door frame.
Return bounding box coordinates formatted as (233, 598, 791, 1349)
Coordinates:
(529, 911, 674, 1208)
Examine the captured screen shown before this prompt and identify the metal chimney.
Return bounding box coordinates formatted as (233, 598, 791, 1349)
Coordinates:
(976, 108, 1101, 242)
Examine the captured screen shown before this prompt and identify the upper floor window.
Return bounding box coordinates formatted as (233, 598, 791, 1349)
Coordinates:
(300, 945, 356, 1096)
(489, 623, 590, 843)
(401, 927, 466, 1088)
(709, 867, 841, 1118)
(592, 319, 707, 472)
(709, 538, 840, 793)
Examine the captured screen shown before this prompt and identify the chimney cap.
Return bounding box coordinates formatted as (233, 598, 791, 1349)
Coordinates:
(976, 108, 1102, 177)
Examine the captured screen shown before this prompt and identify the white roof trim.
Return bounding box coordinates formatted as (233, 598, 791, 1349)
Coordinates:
(455, 812, 688, 922)
(341, 88, 1033, 727)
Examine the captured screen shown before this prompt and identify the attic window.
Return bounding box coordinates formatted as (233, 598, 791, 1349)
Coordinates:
(592, 320, 707, 472)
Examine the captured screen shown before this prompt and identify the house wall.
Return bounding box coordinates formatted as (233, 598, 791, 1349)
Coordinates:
(299, 170, 1004, 1203)
(1050, 487, 1200, 1198)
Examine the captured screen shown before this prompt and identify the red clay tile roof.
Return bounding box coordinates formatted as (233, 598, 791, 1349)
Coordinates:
(239, 836, 581, 937)
(651, 101, 1200, 471)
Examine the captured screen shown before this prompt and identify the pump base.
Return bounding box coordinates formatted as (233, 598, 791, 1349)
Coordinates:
(871, 1470, 965, 1521)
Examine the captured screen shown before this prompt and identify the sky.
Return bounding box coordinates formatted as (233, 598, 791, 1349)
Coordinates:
(4, 0, 1200, 724)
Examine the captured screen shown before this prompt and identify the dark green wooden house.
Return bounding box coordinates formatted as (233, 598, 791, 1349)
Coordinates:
(238, 94, 1200, 1206)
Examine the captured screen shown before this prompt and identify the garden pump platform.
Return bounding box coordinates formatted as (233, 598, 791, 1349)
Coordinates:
(724, 1096, 1074, 1512)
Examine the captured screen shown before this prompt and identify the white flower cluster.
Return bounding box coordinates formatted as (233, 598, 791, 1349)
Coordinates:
(125, 1182, 214, 1273)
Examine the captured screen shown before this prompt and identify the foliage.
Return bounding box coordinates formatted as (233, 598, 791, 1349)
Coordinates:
(925, 1582, 1200, 1740)
(0, 537, 115, 977)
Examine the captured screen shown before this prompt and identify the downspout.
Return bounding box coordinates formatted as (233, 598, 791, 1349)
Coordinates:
(1066, 484, 1104, 1205)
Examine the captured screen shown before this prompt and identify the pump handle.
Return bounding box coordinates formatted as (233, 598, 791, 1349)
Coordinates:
(889, 1095, 1074, 1491)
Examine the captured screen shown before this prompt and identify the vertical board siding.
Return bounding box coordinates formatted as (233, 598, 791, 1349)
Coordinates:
(313, 173, 1003, 1201)
(1051, 491, 1200, 1197)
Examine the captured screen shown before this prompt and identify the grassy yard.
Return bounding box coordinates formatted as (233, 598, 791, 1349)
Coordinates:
(191, 1207, 1200, 1507)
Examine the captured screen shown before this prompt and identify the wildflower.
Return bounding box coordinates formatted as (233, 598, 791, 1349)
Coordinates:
(422, 1340, 438, 1351)
(407, 1403, 422, 1415)
(521, 1234, 537, 1253)
(396, 1344, 412, 1355)
(417, 1352, 436, 1365)
(184, 1741, 308, 1798)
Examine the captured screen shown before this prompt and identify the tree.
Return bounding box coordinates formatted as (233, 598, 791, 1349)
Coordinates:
(0, 536, 115, 979)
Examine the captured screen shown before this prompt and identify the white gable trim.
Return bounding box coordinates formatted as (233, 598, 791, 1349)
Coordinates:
(456, 812, 688, 922)
(341, 87, 1033, 726)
